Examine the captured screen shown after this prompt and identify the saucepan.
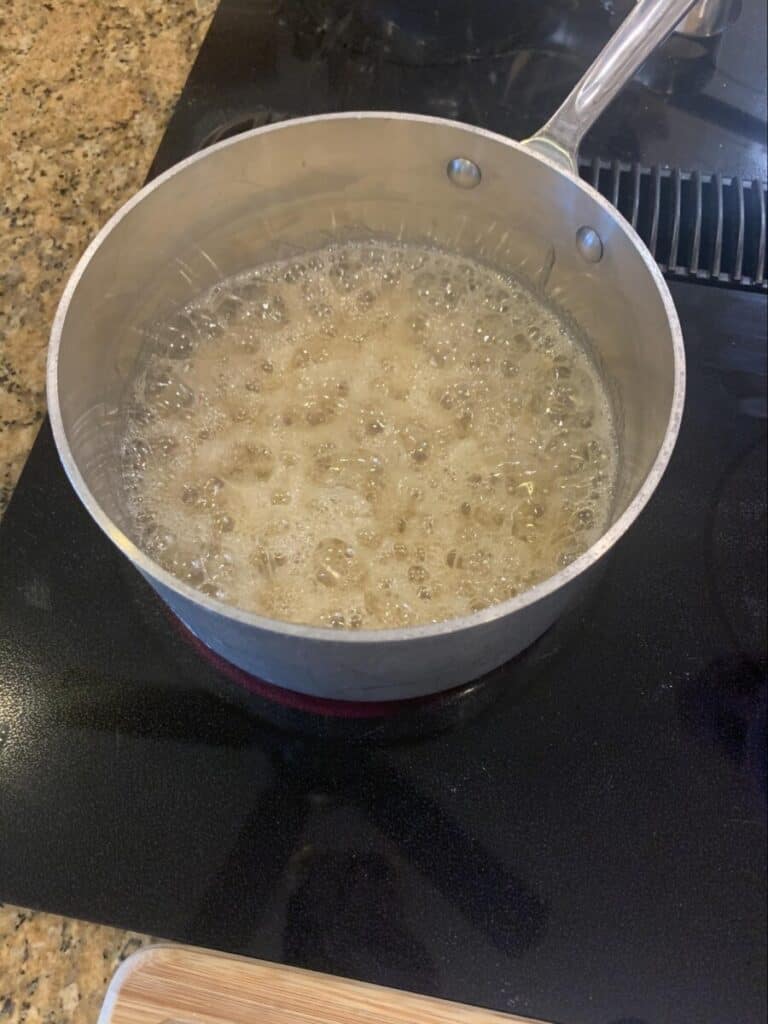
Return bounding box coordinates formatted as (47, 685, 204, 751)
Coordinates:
(46, 0, 690, 700)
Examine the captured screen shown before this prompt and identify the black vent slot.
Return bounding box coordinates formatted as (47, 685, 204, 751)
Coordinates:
(580, 158, 767, 291)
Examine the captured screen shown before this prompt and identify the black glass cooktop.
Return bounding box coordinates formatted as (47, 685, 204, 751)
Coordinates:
(1, 3, 766, 1022)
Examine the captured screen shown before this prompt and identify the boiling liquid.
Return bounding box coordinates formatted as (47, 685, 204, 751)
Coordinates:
(122, 242, 617, 629)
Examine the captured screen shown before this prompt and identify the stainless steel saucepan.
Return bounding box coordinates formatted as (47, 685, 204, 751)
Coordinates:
(47, 0, 691, 701)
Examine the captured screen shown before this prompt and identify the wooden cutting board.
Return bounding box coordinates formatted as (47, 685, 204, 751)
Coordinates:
(99, 945, 555, 1024)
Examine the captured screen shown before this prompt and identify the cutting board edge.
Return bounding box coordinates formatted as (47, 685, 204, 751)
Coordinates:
(98, 943, 555, 1024)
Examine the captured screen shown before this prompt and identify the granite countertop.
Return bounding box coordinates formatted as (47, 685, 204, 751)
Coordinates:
(0, 905, 155, 1024)
(0, 0, 215, 1019)
(0, 0, 216, 516)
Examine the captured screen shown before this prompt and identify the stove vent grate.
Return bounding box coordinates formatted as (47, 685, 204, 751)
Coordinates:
(579, 157, 766, 291)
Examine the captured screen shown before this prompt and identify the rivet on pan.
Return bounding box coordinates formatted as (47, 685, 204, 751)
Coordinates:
(447, 157, 482, 189)
(576, 226, 603, 263)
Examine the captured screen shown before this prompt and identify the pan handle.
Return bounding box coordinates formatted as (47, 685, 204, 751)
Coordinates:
(523, 0, 699, 175)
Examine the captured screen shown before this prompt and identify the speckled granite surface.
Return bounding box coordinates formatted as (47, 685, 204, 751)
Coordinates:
(0, 0, 215, 1018)
(0, 905, 156, 1024)
(0, 0, 216, 517)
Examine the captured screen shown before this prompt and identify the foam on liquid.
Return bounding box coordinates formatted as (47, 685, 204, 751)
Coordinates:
(122, 241, 618, 629)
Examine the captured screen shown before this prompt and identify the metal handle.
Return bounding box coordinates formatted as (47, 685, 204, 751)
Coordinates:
(523, 0, 699, 174)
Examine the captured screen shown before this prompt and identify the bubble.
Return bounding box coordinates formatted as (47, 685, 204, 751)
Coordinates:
(149, 529, 176, 556)
(474, 313, 508, 346)
(162, 312, 197, 359)
(145, 371, 195, 413)
(328, 258, 360, 294)
(123, 438, 150, 472)
(192, 308, 222, 341)
(553, 360, 572, 381)
(250, 544, 282, 579)
(357, 529, 381, 548)
(575, 507, 594, 530)
(406, 250, 427, 271)
(473, 502, 506, 528)
(311, 302, 334, 322)
(413, 270, 463, 313)
(126, 401, 153, 426)
(314, 538, 365, 590)
(134, 508, 156, 535)
(383, 600, 413, 626)
(209, 290, 243, 325)
(213, 512, 235, 534)
(455, 407, 474, 437)
(407, 313, 430, 339)
(177, 556, 205, 586)
(123, 238, 617, 629)
(225, 443, 275, 483)
(154, 435, 178, 456)
(512, 499, 545, 539)
(304, 395, 336, 426)
(205, 549, 235, 580)
(426, 343, 447, 369)
(324, 611, 347, 628)
(467, 349, 494, 372)
(483, 287, 513, 314)
(237, 281, 288, 328)
(204, 476, 224, 498)
(181, 483, 199, 506)
(282, 262, 306, 283)
(411, 270, 436, 301)
(399, 421, 430, 464)
(408, 565, 428, 583)
(465, 549, 493, 575)
(314, 448, 385, 499)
